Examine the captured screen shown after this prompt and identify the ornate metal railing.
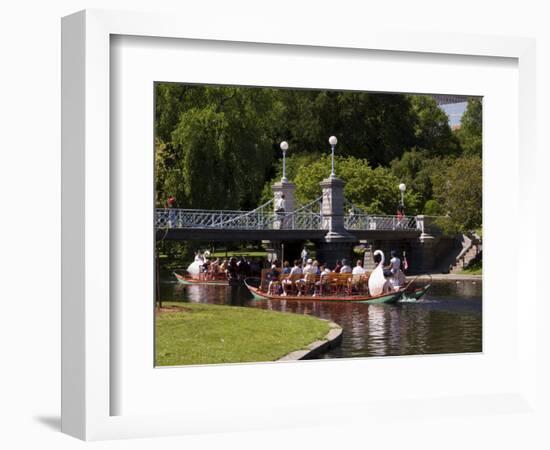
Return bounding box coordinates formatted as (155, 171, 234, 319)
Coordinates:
(155, 208, 417, 231)
(344, 214, 417, 231)
(273, 212, 322, 230)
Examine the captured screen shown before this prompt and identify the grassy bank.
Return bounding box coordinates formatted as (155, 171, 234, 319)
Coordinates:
(156, 303, 331, 366)
(459, 259, 482, 276)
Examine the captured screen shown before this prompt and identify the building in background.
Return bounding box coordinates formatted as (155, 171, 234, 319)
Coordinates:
(430, 94, 470, 127)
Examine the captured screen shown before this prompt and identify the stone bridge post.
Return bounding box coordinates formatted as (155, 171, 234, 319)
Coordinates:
(316, 176, 356, 265)
(272, 180, 296, 212)
(267, 180, 297, 262)
(272, 180, 296, 229)
(411, 215, 441, 273)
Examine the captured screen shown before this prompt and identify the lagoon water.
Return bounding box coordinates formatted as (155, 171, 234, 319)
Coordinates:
(159, 273, 482, 359)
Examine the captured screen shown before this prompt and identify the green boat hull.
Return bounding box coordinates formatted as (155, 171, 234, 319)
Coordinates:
(355, 291, 402, 304)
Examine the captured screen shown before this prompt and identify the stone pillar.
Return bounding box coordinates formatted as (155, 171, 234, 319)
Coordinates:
(272, 180, 296, 213)
(411, 215, 441, 273)
(316, 241, 354, 267)
(320, 176, 354, 241)
(262, 240, 303, 267)
(272, 180, 296, 230)
(316, 176, 356, 266)
(362, 243, 376, 271)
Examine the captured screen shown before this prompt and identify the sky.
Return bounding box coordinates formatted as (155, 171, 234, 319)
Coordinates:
(439, 101, 468, 127)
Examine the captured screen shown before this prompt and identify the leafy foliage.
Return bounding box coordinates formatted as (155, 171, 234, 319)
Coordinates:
(431, 156, 482, 233)
(293, 155, 421, 214)
(273, 91, 417, 166)
(389, 148, 450, 207)
(154, 84, 483, 234)
(156, 85, 276, 209)
(409, 96, 461, 157)
(456, 98, 482, 156)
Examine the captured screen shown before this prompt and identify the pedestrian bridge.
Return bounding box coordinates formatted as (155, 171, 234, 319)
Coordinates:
(155, 197, 422, 241)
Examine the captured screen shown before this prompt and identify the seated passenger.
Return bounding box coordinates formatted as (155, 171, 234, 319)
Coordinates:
(302, 258, 316, 276)
(314, 265, 331, 296)
(290, 259, 303, 277)
(219, 258, 228, 272)
(296, 258, 315, 295)
(266, 264, 281, 294)
(351, 260, 367, 293)
(282, 259, 302, 296)
(282, 261, 291, 275)
(352, 260, 365, 275)
(211, 258, 220, 271)
(340, 259, 352, 274)
(312, 260, 321, 275)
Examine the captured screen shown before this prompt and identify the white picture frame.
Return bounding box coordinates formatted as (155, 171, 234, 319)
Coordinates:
(62, 9, 538, 441)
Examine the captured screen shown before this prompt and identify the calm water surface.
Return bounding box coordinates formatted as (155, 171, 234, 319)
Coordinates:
(159, 272, 482, 358)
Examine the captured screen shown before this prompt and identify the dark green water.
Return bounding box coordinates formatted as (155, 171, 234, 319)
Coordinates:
(159, 274, 482, 358)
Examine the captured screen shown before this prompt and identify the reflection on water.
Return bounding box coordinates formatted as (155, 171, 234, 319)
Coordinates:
(160, 274, 482, 358)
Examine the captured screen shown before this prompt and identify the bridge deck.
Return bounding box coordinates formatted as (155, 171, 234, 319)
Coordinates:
(157, 227, 420, 242)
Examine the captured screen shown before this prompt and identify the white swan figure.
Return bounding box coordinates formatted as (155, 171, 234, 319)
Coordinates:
(186, 252, 206, 276)
(368, 250, 392, 296)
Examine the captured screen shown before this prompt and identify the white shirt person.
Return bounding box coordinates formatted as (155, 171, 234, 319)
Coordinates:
(340, 259, 352, 273)
(352, 260, 366, 275)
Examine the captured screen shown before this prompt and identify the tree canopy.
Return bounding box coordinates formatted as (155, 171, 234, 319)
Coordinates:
(431, 155, 482, 233)
(292, 155, 421, 214)
(155, 85, 276, 209)
(456, 98, 482, 156)
(410, 96, 461, 157)
(155, 83, 482, 232)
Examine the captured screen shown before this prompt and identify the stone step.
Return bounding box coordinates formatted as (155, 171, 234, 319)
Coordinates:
(449, 248, 482, 273)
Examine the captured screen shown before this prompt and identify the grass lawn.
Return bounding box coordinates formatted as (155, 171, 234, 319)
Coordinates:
(459, 259, 482, 276)
(155, 302, 331, 366)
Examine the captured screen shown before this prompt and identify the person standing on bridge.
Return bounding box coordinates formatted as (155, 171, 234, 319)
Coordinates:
(275, 193, 286, 228)
(396, 203, 405, 228)
(166, 195, 176, 227)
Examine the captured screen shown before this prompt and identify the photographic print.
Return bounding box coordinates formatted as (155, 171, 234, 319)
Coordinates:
(154, 84, 482, 366)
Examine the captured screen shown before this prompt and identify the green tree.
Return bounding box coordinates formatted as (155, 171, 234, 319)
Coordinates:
(271, 90, 417, 166)
(159, 86, 277, 209)
(293, 155, 420, 214)
(431, 156, 482, 232)
(155, 83, 210, 143)
(154, 84, 472, 213)
(390, 148, 450, 209)
(456, 98, 482, 156)
(259, 152, 323, 204)
(409, 95, 461, 157)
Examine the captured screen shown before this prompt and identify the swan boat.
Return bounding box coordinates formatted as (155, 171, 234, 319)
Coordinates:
(243, 275, 430, 304)
(243, 250, 430, 304)
(174, 250, 232, 286)
(173, 271, 229, 286)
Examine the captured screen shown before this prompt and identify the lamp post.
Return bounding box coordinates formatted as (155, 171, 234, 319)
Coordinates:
(399, 183, 406, 209)
(280, 141, 289, 182)
(329, 135, 338, 178)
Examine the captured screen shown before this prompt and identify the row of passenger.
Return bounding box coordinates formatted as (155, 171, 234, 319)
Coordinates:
(264, 258, 369, 296)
